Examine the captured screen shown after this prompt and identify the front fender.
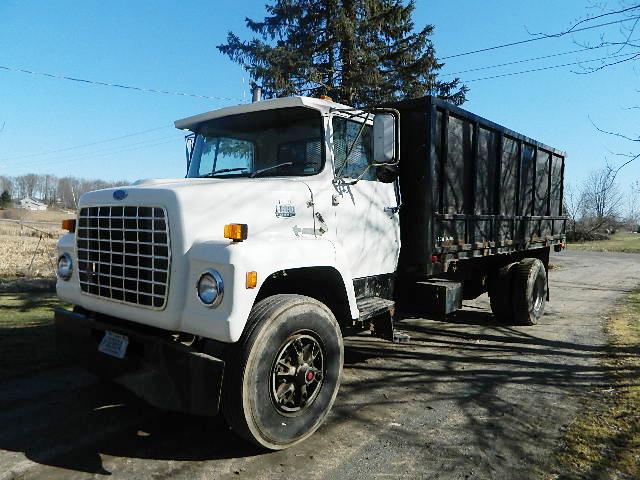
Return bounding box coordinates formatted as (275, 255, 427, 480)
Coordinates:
(181, 237, 358, 343)
(56, 233, 79, 303)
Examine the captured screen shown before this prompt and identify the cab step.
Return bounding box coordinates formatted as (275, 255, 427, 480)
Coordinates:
(356, 296, 409, 343)
(356, 296, 395, 323)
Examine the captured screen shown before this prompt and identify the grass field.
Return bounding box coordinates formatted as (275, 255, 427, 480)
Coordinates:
(556, 289, 640, 479)
(0, 234, 59, 278)
(0, 209, 66, 279)
(567, 231, 640, 254)
(0, 207, 74, 223)
(0, 210, 74, 378)
(0, 282, 68, 380)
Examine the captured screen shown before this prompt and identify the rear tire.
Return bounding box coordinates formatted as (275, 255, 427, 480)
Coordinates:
(488, 263, 517, 322)
(222, 294, 343, 450)
(512, 258, 547, 325)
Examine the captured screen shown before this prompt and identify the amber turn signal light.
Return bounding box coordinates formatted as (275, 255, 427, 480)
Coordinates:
(246, 271, 257, 289)
(61, 219, 76, 233)
(224, 223, 248, 242)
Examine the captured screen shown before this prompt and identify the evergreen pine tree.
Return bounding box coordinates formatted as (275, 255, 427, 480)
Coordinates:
(0, 190, 11, 209)
(218, 0, 467, 107)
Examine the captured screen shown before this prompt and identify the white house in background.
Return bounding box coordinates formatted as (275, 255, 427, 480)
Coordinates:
(18, 197, 47, 211)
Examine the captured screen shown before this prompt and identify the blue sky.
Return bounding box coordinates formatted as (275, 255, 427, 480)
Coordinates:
(1, 0, 638, 197)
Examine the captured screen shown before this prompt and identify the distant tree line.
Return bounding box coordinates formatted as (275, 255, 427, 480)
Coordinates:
(0, 174, 128, 210)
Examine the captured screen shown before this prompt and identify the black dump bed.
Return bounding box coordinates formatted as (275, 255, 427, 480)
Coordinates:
(386, 96, 566, 277)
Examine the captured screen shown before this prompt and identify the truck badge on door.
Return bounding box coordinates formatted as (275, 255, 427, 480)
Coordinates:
(275, 201, 296, 218)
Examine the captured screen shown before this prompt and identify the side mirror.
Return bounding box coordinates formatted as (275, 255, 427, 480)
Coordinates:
(372, 110, 400, 165)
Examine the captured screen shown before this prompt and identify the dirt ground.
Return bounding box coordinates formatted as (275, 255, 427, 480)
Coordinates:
(1, 250, 639, 480)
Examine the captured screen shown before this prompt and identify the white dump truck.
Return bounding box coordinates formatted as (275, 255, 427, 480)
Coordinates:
(55, 94, 566, 449)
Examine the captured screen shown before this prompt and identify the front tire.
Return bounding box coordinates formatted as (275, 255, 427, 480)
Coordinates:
(222, 294, 343, 450)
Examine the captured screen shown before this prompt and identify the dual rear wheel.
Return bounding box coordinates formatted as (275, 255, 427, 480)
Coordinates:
(488, 258, 547, 325)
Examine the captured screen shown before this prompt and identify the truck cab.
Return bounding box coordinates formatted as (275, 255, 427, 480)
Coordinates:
(55, 96, 402, 449)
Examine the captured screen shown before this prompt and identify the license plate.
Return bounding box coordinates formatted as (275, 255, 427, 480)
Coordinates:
(98, 331, 129, 359)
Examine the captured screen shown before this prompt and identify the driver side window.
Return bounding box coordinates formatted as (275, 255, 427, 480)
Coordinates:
(332, 117, 376, 181)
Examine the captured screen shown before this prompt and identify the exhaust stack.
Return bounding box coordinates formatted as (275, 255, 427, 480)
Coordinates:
(251, 85, 262, 103)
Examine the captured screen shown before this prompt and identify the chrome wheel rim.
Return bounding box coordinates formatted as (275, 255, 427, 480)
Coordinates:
(270, 332, 324, 415)
(533, 274, 545, 312)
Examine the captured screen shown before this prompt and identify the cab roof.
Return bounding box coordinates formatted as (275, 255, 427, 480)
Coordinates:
(174, 96, 350, 131)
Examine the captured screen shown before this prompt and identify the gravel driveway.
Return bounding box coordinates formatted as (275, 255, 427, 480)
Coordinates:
(1, 250, 639, 480)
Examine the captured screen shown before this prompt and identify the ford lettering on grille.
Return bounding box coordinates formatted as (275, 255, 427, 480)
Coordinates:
(76, 206, 171, 309)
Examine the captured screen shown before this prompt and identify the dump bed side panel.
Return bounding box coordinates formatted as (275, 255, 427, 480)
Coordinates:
(390, 96, 566, 276)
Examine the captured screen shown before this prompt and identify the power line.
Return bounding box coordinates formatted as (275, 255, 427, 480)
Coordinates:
(5, 136, 183, 170)
(0, 64, 242, 102)
(440, 40, 640, 77)
(439, 15, 640, 60)
(464, 52, 639, 83)
(7, 52, 637, 167)
(526, 4, 640, 37)
(0, 125, 174, 162)
(13, 134, 185, 168)
(5, 9, 639, 171)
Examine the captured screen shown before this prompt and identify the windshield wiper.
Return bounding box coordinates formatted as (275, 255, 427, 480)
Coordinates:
(200, 167, 249, 177)
(250, 162, 293, 178)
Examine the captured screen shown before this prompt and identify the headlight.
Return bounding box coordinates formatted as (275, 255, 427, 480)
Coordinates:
(57, 253, 73, 281)
(197, 269, 224, 307)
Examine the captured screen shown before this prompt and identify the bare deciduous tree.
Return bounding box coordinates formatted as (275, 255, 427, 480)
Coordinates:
(571, 2, 640, 177)
(549, 2, 640, 236)
(583, 168, 623, 220)
(0, 174, 128, 210)
(564, 166, 626, 240)
(626, 180, 640, 228)
(563, 183, 585, 238)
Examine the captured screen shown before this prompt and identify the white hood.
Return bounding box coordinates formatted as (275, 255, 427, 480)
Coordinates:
(79, 177, 317, 256)
(69, 177, 318, 332)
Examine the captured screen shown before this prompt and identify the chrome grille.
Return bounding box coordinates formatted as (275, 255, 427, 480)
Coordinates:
(76, 205, 171, 310)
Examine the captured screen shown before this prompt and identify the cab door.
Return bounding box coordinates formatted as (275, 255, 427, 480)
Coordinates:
(330, 115, 400, 280)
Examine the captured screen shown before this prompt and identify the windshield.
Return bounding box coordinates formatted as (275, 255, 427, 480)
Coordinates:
(187, 107, 324, 178)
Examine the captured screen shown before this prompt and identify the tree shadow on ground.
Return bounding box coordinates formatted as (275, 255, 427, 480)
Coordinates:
(0, 291, 68, 381)
(0, 304, 635, 478)
(337, 307, 639, 478)
(0, 292, 62, 314)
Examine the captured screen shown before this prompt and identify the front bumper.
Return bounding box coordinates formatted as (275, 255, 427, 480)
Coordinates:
(54, 308, 225, 416)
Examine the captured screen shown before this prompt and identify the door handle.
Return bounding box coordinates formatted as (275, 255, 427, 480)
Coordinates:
(384, 206, 400, 214)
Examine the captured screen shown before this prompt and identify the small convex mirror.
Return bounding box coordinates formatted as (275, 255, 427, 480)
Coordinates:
(185, 133, 195, 175)
(372, 113, 397, 165)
